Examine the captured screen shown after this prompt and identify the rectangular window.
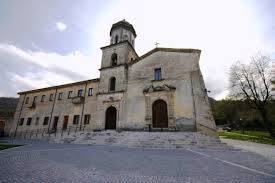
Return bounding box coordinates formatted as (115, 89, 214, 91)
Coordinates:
(73, 115, 80, 124)
(84, 114, 91, 124)
(68, 91, 73, 99)
(49, 94, 54, 101)
(58, 93, 63, 100)
(33, 96, 37, 103)
(25, 97, 29, 104)
(43, 117, 49, 125)
(19, 118, 24, 126)
(26, 118, 32, 125)
(154, 68, 162, 81)
(35, 117, 40, 126)
(78, 89, 83, 97)
(88, 88, 93, 96)
(41, 95, 45, 102)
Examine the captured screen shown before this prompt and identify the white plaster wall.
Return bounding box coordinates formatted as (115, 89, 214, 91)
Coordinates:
(125, 50, 201, 130)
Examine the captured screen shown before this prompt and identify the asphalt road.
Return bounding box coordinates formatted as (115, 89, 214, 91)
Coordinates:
(0, 141, 274, 183)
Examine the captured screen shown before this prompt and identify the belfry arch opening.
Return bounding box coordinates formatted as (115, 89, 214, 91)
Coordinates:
(105, 106, 117, 130)
(111, 53, 117, 66)
(152, 99, 168, 128)
(109, 77, 116, 91)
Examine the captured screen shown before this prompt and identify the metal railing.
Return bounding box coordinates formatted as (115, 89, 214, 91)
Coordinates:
(9, 125, 89, 140)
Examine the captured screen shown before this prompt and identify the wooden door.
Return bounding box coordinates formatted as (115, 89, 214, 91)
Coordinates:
(62, 116, 69, 130)
(152, 100, 168, 128)
(105, 106, 117, 130)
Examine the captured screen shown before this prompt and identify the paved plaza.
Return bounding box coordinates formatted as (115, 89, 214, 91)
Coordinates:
(0, 140, 275, 183)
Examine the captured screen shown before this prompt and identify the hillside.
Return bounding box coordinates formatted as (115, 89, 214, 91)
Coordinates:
(0, 97, 19, 118)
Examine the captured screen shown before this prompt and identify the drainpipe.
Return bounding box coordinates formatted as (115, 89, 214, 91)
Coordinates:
(13, 93, 26, 137)
(48, 88, 58, 133)
(190, 71, 197, 131)
(80, 82, 88, 129)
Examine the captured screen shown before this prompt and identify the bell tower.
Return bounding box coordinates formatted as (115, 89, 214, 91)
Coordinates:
(98, 20, 138, 94)
(109, 19, 137, 48)
(96, 20, 138, 130)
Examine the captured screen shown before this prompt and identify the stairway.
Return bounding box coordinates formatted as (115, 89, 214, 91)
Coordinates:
(51, 131, 235, 150)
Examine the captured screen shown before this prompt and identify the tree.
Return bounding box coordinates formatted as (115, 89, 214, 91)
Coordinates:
(229, 54, 274, 137)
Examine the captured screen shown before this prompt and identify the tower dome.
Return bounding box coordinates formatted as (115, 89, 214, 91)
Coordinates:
(110, 20, 136, 48)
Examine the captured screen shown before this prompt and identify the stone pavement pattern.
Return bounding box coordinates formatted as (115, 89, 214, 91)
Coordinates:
(0, 141, 275, 183)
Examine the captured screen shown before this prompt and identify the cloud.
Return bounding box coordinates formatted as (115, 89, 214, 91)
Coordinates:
(0, 43, 100, 97)
(56, 22, 67, 32)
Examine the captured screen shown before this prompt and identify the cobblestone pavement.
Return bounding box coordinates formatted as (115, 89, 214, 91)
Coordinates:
(0, 141, 275, 183)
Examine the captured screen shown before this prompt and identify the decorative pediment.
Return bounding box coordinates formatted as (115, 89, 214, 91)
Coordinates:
(103, 97, 121, 103)
(143, 84, 176, 93)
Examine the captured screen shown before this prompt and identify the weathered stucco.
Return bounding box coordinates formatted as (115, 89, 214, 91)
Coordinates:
(10, 20, 217, 137)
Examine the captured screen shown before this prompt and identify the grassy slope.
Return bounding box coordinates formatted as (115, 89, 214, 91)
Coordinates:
(219, 130, 275, 145)
(0, 144, 22, 151)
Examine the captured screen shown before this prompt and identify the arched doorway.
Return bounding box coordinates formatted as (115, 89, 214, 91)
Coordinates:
(152, 99, 168, 128)
(105, 106, 117, 130)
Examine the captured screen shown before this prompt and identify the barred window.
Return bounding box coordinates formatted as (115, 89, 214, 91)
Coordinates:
(58, 93, 63, 100)
(49, 94, 54, 101)
(41, 95, 45, 102)
(73, 115, 80, 124)
(43, 117, 49, 125)
(84, 114, 91, 125)
(88, 88, 93, 96)
(25, 97, 29, 104)
(26, 118, 32, 125)
(35, 117, 40, 126)
(68, 91, 73, 99)
(78, 90, 83, 97)
(19, 118, 24, 126)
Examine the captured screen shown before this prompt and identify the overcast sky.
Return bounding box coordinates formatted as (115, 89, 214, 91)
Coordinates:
(0, 0, 274, 99)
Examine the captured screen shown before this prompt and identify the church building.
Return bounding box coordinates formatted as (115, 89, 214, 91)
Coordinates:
(11, 20, 217, 136)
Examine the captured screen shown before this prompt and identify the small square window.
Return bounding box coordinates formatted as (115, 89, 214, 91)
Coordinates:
(35, 117, 40, 126)
(25, 97, 29, 104)
(33, 96, 37, 103)
(41, 95, 45, 102)
(26, 118, 32, 125)
(154, 68, 162, 81)
(49, 94, 54, 101)
(68, 91, 73, 99)
(78, 90, 83, 97)
(19, 118, 24, 126)
(58, 93, 63, 100)
(88, 88, 93, 96)
(43, 117, 49, 125)
(84, 114, 91, 124)
(73, 115, 80, 124)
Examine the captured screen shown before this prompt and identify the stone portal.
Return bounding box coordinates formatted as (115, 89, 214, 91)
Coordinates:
(152, 100, 168, 128)
(105, 106, 117, 130)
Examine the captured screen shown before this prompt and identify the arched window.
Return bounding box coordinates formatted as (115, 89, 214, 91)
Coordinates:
(115, 35, 118, 44)
(111, 53, 117, 66)
(123, 34, 128, 41)
(109, 77, 116, 91)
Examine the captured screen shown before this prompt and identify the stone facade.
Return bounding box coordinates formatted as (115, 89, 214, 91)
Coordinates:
(10, 20, 217, 136)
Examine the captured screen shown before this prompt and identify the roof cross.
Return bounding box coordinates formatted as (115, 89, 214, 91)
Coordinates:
(155, 42, 159, 48)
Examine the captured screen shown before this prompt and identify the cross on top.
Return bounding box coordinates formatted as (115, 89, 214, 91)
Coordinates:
(155, 42, 159, 48)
